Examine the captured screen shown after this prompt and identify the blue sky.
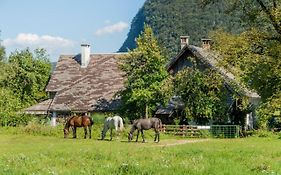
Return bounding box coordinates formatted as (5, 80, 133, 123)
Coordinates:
(0, 0, 145, 61)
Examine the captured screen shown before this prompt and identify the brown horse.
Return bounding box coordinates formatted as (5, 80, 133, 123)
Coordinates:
(63, 115, 94, 139)
(128, 117, 162, 143)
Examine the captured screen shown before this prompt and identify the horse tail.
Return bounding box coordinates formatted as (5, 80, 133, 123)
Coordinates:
(158, 118, 163, 130)
(89, 117, 94, 126)
(119, 117, 124, 131)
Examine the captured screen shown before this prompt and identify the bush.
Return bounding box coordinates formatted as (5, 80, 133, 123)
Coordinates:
(92, 113, 107, 124)
(257, 92, 281, 129)
(0, 113, 33, 127)
(251, 130, 278, 138)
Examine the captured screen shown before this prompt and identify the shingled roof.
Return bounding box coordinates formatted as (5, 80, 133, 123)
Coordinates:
(24, 99, 52, 115)
(46, 53, 126, 112)
(167, 45, 260, 102)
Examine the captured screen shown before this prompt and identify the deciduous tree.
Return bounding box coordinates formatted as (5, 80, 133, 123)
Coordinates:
(172, 68, 229, 124)
(119, 25, 168, 119)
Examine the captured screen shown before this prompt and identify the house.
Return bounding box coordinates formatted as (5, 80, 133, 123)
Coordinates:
(156, 36, 261, 129)
(25, 44, 126, 126)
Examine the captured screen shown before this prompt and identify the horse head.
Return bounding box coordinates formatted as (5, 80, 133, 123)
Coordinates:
(128, 132, 133, 142)
(63, 128, 69, 138)
(101, 131, 105, 140)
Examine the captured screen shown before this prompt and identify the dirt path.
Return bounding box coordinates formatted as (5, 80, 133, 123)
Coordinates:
(154, 139, 209, 147)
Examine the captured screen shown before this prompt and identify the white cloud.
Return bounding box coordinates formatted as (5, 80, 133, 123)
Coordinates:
(3, 33, 76, 61)
(94, 21, 129, 36)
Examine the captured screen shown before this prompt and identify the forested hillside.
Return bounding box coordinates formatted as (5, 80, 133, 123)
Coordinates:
(119, 0, 244, 57)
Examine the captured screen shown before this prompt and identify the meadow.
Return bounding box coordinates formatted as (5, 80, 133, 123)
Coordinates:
(0, 125, 281, 175)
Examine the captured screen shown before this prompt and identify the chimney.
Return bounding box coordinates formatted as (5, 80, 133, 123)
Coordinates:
(180, 36, 189, 49)
(201, 39, 211, 50)
(81, 44, 91, 68)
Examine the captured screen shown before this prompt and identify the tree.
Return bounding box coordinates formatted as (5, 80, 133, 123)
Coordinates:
(257, 91, 281, 129)
(0, 48, 51, 126)
(119, 25, 168, 119)
(201, 0, 281, 41)
(172, 68, 229, 124)
(0, 31, 5, 62)
(203, 0, 281, 128)
(4, 48, 51, 106)
(0, 46, 5, 62)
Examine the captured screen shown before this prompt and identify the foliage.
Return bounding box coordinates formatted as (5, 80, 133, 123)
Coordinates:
(206, 0, 281, 128)
(210, 29, 281, 101)
(257, 92, 281, 129)
(0, 88, 22, 126)
(201, 0, 281, 40)
(0, 45, 5, 62)
(0, 48, 51, 126)
(172, 68, 229, 124)
(4, 48, 51, 104)
(120, 0, 245, 57)
(119, 25, 168, 119)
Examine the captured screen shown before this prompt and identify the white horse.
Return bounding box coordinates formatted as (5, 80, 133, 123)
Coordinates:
(101, 116, 124, 140)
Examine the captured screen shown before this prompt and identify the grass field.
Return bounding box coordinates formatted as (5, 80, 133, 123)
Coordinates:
(1, 126, 281, 175)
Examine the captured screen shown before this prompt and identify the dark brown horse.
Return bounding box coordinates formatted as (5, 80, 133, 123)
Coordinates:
(63, 115, 94, 139)
(128, 117, 162, 143)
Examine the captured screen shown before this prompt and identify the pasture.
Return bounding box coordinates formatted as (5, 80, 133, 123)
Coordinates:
(0, 126, 281, 175)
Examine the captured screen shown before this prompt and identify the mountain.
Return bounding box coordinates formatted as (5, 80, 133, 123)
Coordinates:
(119, 0, 244, 58)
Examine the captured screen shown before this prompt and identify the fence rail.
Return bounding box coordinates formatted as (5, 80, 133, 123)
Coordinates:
(161, 125, 201, 137)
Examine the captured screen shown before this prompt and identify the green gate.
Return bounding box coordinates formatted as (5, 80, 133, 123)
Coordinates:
(210, 125, 240, 138)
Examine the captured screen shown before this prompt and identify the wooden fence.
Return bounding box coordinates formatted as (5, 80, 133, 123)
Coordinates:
(161, 125, 201, 137)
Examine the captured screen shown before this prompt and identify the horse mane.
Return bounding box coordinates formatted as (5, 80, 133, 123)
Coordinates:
(64, 116, 76, 129)
(129, 120, 138, 133)
(157, 117, 162, 129)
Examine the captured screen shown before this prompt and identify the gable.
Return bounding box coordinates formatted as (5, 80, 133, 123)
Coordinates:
(167, 45, 260, 102)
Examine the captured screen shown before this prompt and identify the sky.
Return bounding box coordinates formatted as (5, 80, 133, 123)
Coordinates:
(0, 0, 145, 61)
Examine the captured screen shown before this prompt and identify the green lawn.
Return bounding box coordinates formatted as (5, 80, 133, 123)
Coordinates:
(0, 130, 281, 175)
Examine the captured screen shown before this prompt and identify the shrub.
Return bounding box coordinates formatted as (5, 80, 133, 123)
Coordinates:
(0, 113, 33, 127)
(257, 92, 281, 129)
(251, 130, 278, 138)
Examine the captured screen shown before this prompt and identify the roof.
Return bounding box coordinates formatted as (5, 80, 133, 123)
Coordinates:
(24, 99, 52, 115)
(155, 108, 174, 115)
(46, 53, 126, 112)
(167, 45, 260, 100)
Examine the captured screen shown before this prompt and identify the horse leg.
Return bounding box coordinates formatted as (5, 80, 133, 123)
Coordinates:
(154, 128, 159, 142)
(154, 129, 160, 142)
(89, 126, 92, 139)
(157, 130, 160, 142)
(136, 130, 139, 142)
(158, 128, 160, 142)
(110, 128, 113, 141)
(141, 130, 145, 143)
(84, 127, 87, 139)
(73, 127, 77, 138)
(115, 124, 119, 139)
(101, 126, 108, 140)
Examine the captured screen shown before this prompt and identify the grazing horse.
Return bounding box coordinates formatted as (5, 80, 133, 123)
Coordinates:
(63, 115, 94, 139)
(101, 116, 124, 141)
(128, 117, 162, 143)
